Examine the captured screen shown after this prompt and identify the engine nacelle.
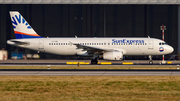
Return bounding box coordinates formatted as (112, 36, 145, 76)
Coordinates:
(76, 51, 89, 56)
(103, 51, 123, 60)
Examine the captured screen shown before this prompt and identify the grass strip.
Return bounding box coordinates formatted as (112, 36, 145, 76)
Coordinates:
(0, 76, 180, 101)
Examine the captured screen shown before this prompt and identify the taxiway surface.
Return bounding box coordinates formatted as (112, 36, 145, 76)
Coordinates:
(0, 60, 179, 65)
(0, 69, 179, 76)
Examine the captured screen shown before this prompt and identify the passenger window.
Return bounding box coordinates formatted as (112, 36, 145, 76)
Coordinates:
(49, 43, 51, 45)
(162, 43, 164, 45)
(159, 43, 161, 45)
(94, 43, 96, 45)
(97, 43, 98, 45)
(56, 43, 58, 45)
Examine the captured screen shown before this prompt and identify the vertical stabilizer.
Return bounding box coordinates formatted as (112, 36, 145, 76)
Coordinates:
(9, 11, 42, 39)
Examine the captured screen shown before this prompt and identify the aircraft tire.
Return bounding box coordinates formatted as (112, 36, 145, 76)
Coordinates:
(91, 59, 98, 64)
(149, 61, 153, 65)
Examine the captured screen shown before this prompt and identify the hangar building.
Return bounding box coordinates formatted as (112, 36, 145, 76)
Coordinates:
(0, 0, 179, 59)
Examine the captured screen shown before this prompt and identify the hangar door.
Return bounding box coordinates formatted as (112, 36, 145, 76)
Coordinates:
(148, 39, 153, 49)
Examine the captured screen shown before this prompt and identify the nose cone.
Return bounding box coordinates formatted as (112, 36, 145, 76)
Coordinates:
(168, 46, 174, 53)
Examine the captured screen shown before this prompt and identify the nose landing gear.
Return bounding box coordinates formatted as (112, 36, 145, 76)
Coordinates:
(149, 55, 153, 64)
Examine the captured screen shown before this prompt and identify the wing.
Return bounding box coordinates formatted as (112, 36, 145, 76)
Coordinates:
(71, 42, 117, 54)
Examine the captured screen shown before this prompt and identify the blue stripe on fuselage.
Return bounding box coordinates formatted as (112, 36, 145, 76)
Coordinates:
(15, 34, 42, 39)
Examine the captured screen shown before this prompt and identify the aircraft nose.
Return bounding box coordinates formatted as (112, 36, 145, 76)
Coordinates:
(168, 46, 174, 53)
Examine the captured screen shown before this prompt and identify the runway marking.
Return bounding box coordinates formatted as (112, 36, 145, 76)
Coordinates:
(122, 62, 133, 65)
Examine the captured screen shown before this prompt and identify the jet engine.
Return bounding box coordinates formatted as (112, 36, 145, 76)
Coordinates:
(76, 51, 89, 56)
(103, 51, 123, 60)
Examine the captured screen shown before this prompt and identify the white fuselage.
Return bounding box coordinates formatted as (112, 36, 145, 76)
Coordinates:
(7, 37, 174, 57)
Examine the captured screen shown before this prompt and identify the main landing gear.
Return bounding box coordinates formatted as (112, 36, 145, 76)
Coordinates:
(91, 58, 98, 64)
(149, 55, 153, 64)
(91, 54, 99, 64)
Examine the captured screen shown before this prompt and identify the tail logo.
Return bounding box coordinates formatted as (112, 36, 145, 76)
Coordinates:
(12, 14, 31, 29)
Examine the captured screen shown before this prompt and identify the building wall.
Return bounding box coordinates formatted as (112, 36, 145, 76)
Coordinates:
(0, 4, 178, 59)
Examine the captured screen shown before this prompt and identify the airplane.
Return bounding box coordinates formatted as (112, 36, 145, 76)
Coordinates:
(7, 11, 174, 64)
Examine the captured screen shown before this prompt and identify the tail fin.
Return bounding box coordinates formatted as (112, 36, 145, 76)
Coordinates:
(9, 11, 42, 39)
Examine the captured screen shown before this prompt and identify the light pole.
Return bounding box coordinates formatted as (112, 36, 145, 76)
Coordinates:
(160, 24, 166, 64)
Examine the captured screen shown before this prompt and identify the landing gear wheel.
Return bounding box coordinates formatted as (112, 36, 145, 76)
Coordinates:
(91, 59, 98, 64)
(149, 61, 153, 65)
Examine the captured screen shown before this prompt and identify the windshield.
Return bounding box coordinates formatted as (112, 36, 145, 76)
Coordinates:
(159, 42, 167, 45)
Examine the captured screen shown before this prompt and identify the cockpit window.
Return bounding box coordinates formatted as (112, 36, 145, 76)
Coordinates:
(159, 42, 167, 45)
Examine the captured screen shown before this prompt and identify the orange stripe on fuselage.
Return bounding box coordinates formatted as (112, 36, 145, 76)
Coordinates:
(14, 31, 40, 36)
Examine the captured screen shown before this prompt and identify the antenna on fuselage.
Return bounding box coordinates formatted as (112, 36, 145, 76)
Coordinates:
(148, 36, 150, 38)
(75, 35, 77, 38)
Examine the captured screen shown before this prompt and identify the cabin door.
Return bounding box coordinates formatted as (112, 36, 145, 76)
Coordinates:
(148, 39, 153, 49)
(38, 40, 44, 49)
